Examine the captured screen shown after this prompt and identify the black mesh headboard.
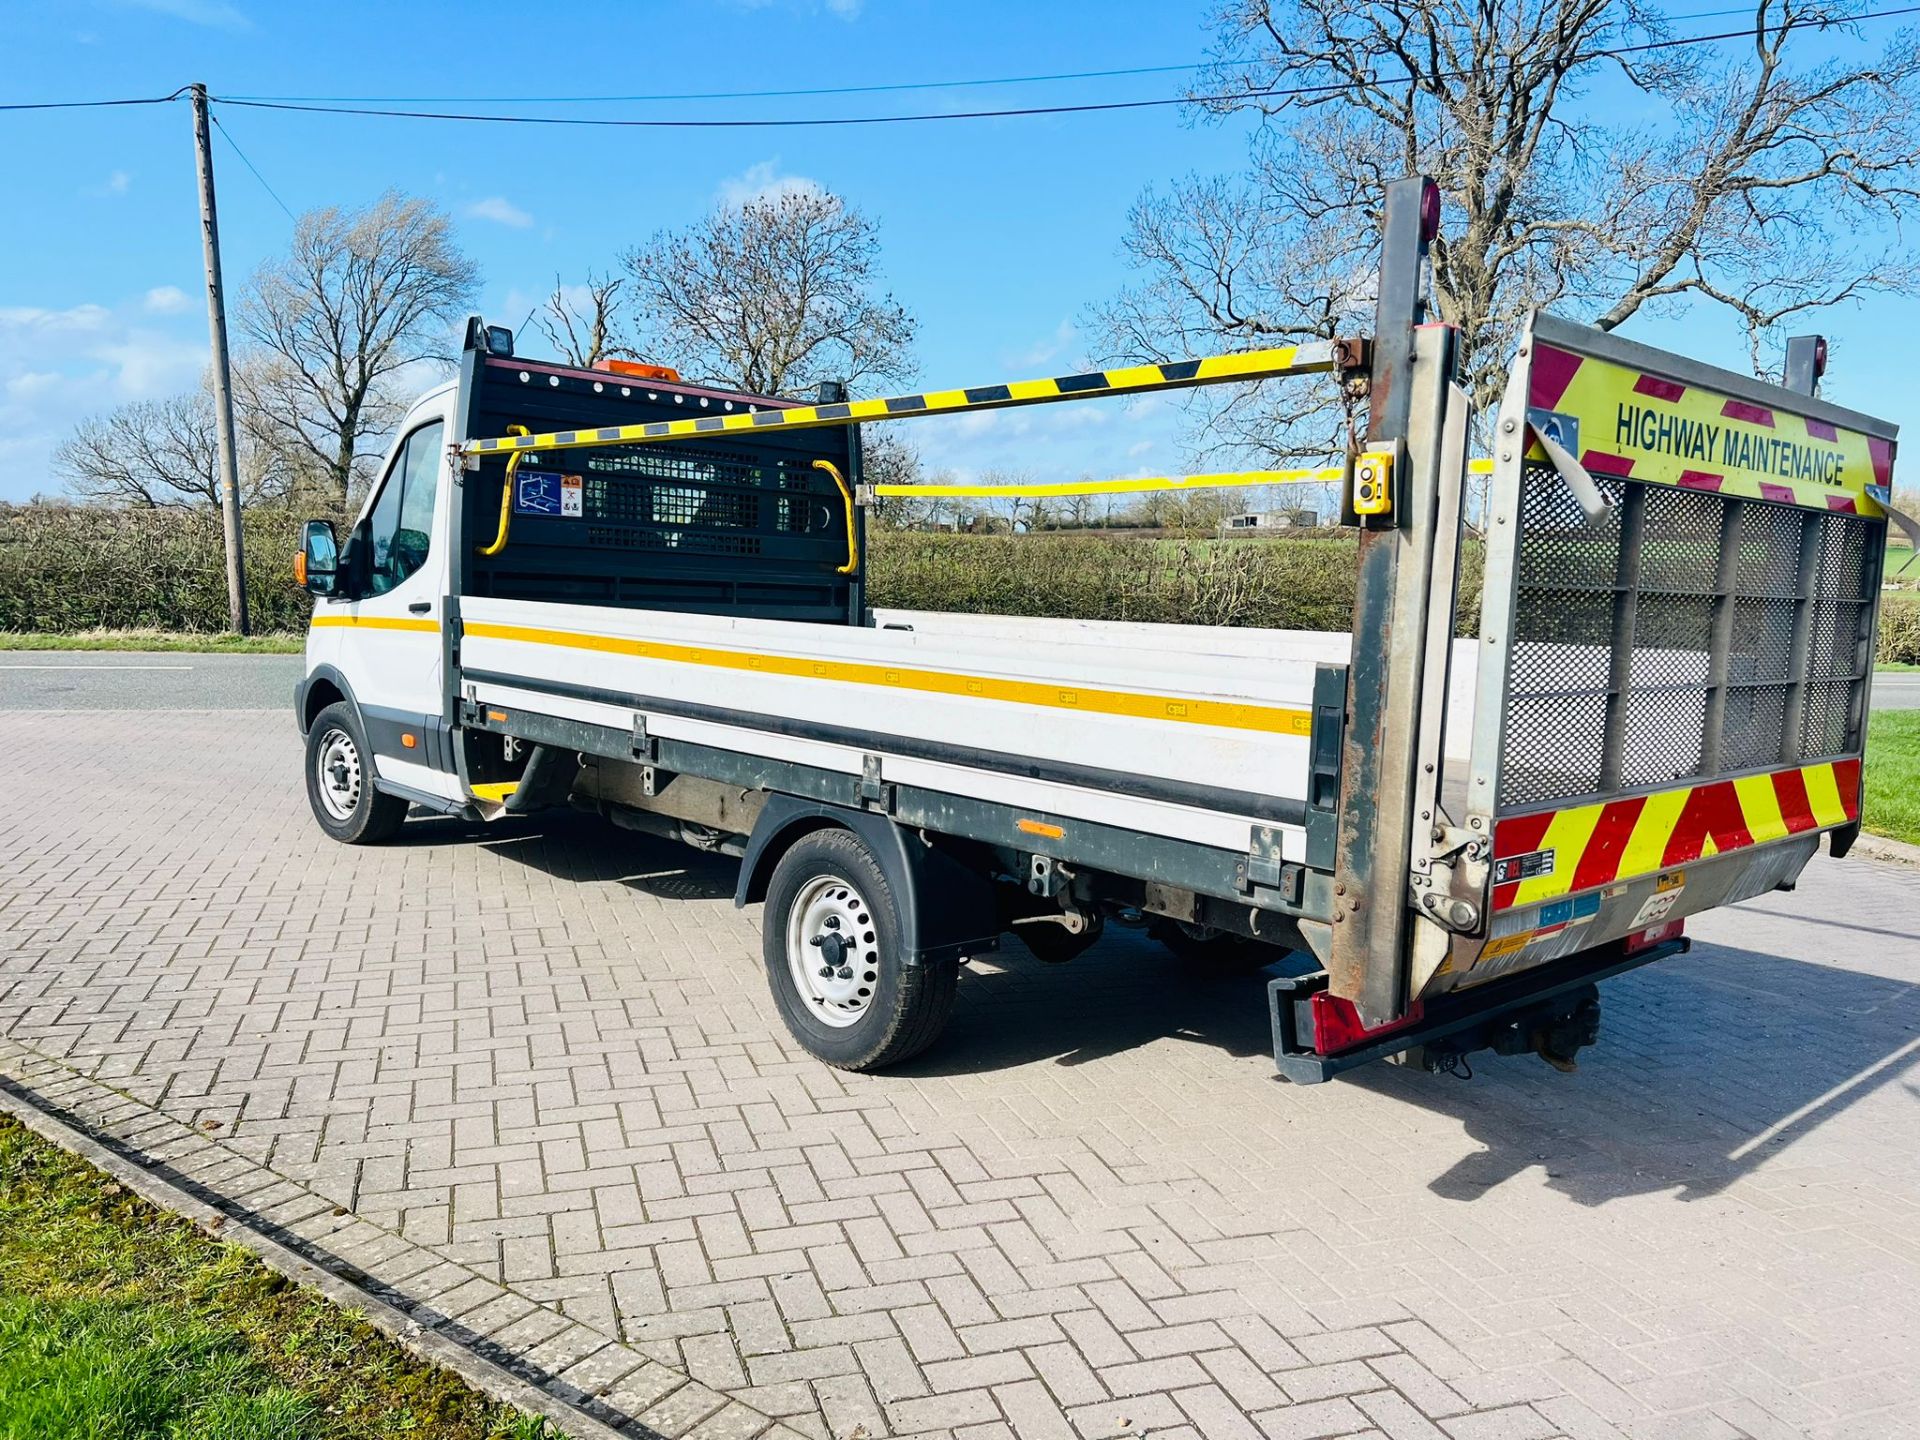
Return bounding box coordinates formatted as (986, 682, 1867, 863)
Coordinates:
(456, 358, 861, 624)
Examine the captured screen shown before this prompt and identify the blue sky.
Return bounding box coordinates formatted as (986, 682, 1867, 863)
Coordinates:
(1, 0, 1913, 504)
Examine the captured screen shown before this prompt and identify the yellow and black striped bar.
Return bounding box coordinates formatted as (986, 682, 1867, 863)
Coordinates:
(464, 341, 1350, 457)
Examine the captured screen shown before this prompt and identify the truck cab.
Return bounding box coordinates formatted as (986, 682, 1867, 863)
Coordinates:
(297, 383, 462, 837)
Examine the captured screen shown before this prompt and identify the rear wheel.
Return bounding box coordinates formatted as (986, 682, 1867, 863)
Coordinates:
(762, 829, 956, 1071)
(305, 701, 407, 845)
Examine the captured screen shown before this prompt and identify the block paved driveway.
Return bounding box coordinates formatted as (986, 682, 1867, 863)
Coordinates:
(3, 702, 1919, 1440)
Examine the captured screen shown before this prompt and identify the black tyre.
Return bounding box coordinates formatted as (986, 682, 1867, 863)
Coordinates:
(762, 828, 957, 1071)
(1148, 918, 1277, 973)
(304, 701, 408, 845)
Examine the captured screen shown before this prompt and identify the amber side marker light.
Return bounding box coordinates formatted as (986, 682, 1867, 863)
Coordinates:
(293, 552, 307, 586)
(401, 733, 417, 750)
(1016, 818, 1065, 840)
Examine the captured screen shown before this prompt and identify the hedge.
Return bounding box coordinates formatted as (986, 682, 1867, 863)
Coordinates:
(0, 504, 348, 634)
(2, 504, 1914, 666)
(866, 531, 1485, 636)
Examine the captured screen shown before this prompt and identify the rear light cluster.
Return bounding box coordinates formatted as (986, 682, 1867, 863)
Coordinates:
(1309, 992, 1426, 1056)
(1623, 918, 1685, 954)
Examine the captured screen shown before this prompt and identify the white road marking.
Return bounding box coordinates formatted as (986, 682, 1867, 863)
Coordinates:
(0, 664, 194, 671)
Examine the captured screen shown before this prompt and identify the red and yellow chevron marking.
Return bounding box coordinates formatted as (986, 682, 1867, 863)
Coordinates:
(1491, 758, 1861, 911)
(1526, 343, 1892, 517)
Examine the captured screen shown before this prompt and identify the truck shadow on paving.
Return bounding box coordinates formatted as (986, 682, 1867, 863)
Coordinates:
(452, 811, 1920, 1210)
(1352, 941, 1920, 1209)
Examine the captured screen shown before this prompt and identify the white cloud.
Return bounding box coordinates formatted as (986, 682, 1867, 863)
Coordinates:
(0, 303, 115, 338)
(1009, 319, 1077, 371)
(464, 196, 533, 228)
(143, 285, 191, 315)
(85, 170, 131, 199)
(717, 160, 825, 209)
(0, 298, 209, 501)
(118, 0, 250, 28)
(724, 0, 864, 17)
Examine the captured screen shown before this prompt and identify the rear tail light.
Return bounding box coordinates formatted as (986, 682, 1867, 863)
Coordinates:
(1310, 992, 1425, 1055)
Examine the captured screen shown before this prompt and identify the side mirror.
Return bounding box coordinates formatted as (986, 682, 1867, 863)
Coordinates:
(297, 520, 339, 596)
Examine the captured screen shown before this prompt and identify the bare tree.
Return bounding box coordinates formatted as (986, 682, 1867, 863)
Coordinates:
(972, 469, 1047, 533)
(1062, 485, 1100, 530)
(539, 270, 629, 368)
(621, 187, 916, 397)
(56, 384, 284, 509)
(1096, 0, 1920, 458)
(863, 431, 933, 530)
(237, 192, 479, 504)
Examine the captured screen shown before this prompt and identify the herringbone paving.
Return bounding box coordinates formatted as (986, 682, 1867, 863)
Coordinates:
(2, 707, 1917, 1439)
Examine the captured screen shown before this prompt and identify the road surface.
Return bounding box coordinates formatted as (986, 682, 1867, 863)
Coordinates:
(1, 652, 1917, 1437)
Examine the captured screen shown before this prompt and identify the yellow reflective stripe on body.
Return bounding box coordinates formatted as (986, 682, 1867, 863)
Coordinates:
(311, 616, 440, 633)
(1732, 772, 1791, 846)
(1804, 762, 1851, 828)
(1617, 786, 1692, 882)
(465, 344, 1341, 457)
(463, 620, 1312, 736)
(1511, 801, 1607, 908)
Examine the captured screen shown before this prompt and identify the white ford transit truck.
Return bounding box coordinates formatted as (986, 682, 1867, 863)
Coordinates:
(294, 177, 1898, 1081)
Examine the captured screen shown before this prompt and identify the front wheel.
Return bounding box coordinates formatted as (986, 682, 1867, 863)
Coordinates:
(304, 701, 407, 844)
(762, 829, 956, 1071)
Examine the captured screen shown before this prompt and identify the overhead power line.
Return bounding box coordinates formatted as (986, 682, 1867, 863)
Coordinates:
(2, 5, 1914, 127)
(220, 62, 1202, 106)
(205, 5, 1920, 130)
(0, 86, 188, 112)
(210, 111, 297, 222)
(202, 1, 1848, 108)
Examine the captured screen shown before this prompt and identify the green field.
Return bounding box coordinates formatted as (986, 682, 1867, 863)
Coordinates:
(0, 1115, 547, 1440)
(1864, 710, 1920, 847)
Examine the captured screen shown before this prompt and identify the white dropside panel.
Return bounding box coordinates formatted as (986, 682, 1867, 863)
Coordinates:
(460, 599, 1327, 805)
(466, 677, 1302, 856)
(873, 608, 1482, 766)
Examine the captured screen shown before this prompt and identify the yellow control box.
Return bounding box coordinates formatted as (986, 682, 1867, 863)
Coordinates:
(1353, 449, 1395, 516)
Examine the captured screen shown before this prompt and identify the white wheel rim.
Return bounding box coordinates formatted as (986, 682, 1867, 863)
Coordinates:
(316, 727, 362, 821)
(785, 873, 880, 1028)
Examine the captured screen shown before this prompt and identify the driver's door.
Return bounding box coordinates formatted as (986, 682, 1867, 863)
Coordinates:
(311, 413, 461, 803)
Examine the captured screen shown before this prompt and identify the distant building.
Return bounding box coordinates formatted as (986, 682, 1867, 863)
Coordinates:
(1218, 508, 1318, 535)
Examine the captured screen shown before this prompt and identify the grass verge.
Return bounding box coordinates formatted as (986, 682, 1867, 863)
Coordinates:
(0, 630, 303, 654)
(1864, 710, 1920, 847)
(0, 1113, 548, 1439)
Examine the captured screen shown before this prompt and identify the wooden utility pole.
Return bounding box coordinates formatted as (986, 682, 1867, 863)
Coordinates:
(189, 82, 249, 634)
